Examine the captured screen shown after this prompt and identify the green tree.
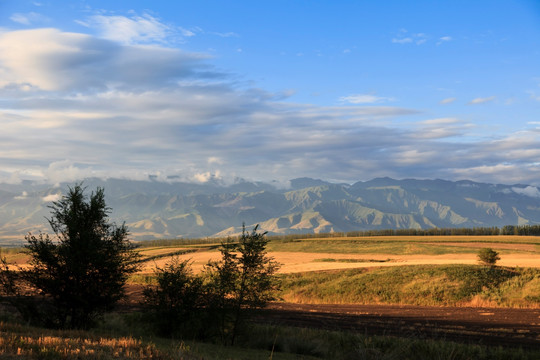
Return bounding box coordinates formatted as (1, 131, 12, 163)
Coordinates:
(3, 184, 139, 328)
(205, 224, 280, 345)
(143, 257, 207, 337)
(477, 248, 500, 266)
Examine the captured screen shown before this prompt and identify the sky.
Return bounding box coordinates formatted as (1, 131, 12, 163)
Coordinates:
(0, 0, 540, 186)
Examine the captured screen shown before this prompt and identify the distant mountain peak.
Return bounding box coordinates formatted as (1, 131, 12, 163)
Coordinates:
(0, 177, 539, 244)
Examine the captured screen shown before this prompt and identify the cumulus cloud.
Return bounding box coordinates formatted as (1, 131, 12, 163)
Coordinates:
(468, 96, 496, 105)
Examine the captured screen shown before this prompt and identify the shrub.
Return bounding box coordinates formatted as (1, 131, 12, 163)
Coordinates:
(477, 248, 500, 266)
(143, 257, 207, 337)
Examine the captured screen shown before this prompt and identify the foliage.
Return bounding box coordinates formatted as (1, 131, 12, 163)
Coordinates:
(0, 184, 140, 329)
(205, 224, 281, 345)
(142, 257, 207, 337)
(142, 224, 280, 344)
(477, 247, 501, 266)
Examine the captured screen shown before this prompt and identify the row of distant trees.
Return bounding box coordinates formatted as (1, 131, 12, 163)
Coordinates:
(267, 225, 540, 241)
(0, 185, 279, 345)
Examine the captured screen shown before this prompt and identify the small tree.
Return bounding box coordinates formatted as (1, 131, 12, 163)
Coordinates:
(143, 257, 206, 337)
(477, 248, 500, 266)
(3, 184, 140, 328)
(205, 224, 280, 345)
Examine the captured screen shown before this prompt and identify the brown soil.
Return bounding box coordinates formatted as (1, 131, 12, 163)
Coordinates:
(255, 302, 540, 348)
(123, 283, 540, 348)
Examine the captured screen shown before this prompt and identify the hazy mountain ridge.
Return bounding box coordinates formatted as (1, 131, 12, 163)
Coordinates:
(0, 177, 539, 244)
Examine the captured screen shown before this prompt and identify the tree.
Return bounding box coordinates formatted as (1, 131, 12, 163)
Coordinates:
(143, 257, 207, 337)
(477, 248, 500, 266)
(205, 224, 280, 345)
(3, 184, 139, 328)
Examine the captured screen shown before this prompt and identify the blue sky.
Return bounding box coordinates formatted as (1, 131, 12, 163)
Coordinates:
(0, 0, 540, 186)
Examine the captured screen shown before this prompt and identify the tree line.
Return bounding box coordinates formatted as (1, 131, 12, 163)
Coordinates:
(0, 185, 279, 345)
(267, 225, 540, 241)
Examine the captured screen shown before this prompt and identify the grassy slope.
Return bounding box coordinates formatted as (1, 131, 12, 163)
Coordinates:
(280, 265, 540, 307)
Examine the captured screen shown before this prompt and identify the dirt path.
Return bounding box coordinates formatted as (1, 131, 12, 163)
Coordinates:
(254, 303, 540, 348)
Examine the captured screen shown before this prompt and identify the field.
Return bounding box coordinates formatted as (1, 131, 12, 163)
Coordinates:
(2, 234, 540, 358)
(132, 235, 540, 274)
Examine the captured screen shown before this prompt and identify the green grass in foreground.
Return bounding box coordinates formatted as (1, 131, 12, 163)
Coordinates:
(1, 315, 539, 360)
(280, 265, 540, 307)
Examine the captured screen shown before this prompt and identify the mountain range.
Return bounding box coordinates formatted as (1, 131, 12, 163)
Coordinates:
(1, 177, 539, 245)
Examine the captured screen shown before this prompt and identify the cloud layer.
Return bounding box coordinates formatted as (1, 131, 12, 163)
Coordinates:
(1, 26, 539, 186)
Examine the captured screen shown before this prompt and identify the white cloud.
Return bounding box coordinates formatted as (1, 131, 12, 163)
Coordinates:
(1, 27, 540, 186)
(211, 32, 239, 38)
(339, 94, 393, 104)
(79, 13, 174, 45)
(528, 92, 540, 102)
(10, 12, 48, 25)
(468, 96, 496, 105)
(0, 28, 211, 91)
(392, 31, 427, 45)
(192, 171, 222, 183)
(14, 191, 28, 200)
(42, 193, 62, 202)
(439, 97, 456, 104)
(392, 37, 413, 44)
(512, 186, 540, 198)
(208, 157, 223, 165)
(419, 117, 461, 125)
(437, 36, 452, 45)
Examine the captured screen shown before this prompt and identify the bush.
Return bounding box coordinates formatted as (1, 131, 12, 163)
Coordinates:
(477, 248, 500, 266)
(143, 257, 207, 337)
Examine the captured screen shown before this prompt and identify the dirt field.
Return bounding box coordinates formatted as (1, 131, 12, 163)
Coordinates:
(255, 302, 540, 348)
(139, 250, 540, 274)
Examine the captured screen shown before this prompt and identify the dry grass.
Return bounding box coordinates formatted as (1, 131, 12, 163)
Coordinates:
(0, 321, 175, 359)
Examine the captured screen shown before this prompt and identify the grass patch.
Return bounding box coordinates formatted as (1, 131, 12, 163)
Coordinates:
(280, 265, 540, 307)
